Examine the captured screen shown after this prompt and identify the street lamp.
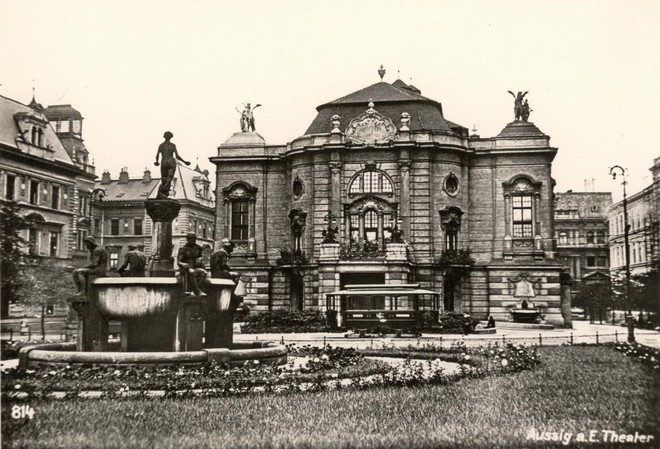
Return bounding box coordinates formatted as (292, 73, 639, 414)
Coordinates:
(610, 165, 631, 316)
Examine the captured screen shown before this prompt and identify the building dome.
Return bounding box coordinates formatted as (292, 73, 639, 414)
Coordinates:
(304, 80, 466, 137)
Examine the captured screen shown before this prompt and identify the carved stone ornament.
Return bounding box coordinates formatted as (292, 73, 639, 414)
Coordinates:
(400, 112, 411, 131)
(345, 102, 398, 145)
(329, 161, 342, 174)
(354, 196, 386, 212)
(439, 206, 464, 229)
(330, 114, 342, 133)
(507, 273, 539, 297)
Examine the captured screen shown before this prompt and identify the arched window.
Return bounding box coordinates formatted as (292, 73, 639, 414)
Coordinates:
(348, 169, 394, 196)
(596, 231, 605, 244)
(559, 232, 568, 245)
(31, 127, 37, 145)
(345, 197, 396, 250)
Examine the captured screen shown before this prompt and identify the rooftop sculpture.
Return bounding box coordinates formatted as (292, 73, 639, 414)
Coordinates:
(507, 91, 532, 122)
(237, 103, 261, 132)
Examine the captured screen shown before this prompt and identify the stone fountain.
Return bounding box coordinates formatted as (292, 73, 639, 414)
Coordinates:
(18, 141, 286, 368)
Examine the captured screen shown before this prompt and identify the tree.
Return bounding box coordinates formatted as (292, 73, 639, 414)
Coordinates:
(611, 269, 659, 315)
(0, 201, 32, 318)
(573, 281, 613, 324)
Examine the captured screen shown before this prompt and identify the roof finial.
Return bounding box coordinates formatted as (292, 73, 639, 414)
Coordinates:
(378, 65, 386, 81)
(397, 69, 400, 80)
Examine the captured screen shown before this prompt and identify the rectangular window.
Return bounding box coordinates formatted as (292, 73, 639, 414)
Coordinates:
(512, 195, 533, 238)
(350, 214, 360, 243)
(77, 230, 88, 251)
(231, 200, 249, 240)
(51, 186, 60, 209)
(50, 232, 59, 257)
(94, 218, 100, 235)
(6, 174, 15, 200)
(110, 253, 119, 269)
(28, 228, 38, 255)
(134, 218, 143, 236)
(79, 195, 89, 216)
(110, 219, 119, 236)
(597, 256, 608, 267)
(586, 256, 596, 267)
(30, 180, 39, 205)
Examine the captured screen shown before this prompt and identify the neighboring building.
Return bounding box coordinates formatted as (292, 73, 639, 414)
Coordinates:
(210, 73, 568, 324)
(609, 164, 659, 278)
(92, 164, 215, 270)
(554, 191, 612, 289)
(0, 95, 96, 264)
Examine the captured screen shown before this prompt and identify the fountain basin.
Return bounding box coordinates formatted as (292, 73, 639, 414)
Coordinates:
(94, 278, 181, 319)
(18, 341, 288, 368)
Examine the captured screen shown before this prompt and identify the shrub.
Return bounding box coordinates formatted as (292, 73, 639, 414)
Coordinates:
(436, 312, 480, 334)
(241, 310, 327, 333)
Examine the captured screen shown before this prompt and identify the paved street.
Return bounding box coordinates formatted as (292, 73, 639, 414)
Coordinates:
(233, 320, 660, 350)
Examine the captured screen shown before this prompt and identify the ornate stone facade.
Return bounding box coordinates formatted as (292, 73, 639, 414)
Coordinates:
(211, 77, 567, 325)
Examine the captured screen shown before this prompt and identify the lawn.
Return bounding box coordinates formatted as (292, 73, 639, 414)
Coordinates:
(2, 345, 659, 449)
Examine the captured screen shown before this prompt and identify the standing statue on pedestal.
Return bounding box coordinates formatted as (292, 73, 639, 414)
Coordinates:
(154, 131, 191, 199)
(236, 103, 261, 132)
(72, 236, 107, 296)
(507, 91, 528, 121)
(177, 233, 207, 296)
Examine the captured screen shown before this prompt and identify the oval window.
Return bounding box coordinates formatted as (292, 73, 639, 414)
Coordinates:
(293, 178, 304, 198)
(444, 174, 459, 196)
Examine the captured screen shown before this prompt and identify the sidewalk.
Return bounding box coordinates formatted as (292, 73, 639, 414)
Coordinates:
(234, 320, 660, 350)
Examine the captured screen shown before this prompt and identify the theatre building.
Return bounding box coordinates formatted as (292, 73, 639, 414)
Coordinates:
(211, 73, 569, 325)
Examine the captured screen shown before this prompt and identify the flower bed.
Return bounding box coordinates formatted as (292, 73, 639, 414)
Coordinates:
(610, 342, 659, 370)
(1, 343, 541, 400)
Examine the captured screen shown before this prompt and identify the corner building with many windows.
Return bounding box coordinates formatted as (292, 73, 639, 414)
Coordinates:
(211, 77, 568, 325)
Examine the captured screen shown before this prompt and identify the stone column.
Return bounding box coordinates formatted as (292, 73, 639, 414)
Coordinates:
(329, 160, 342, 235)
(398, 157, 411, 240)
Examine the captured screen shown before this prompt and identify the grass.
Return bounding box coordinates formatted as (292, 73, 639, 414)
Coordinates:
(2, 346, 659, 449)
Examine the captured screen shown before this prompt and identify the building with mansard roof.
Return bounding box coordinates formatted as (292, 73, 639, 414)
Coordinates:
(0, 94, 96, 263)
(211, 71, 570, 325)
(91, 164, 215, 270)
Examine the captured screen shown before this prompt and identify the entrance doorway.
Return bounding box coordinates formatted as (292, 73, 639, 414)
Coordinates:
(443, 278, 455, 311)
(340, 273, 385, 288)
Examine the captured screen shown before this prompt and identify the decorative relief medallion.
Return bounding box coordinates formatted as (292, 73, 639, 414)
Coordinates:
(345, 102, 397, 145)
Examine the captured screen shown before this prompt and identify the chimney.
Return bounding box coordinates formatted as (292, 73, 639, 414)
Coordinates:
(100, 171, 112, 184)
(118, 167, 129, 184)
(143, 168, 152, 183)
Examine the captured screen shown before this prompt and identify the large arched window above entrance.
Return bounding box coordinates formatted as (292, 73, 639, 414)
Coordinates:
(345, 196, 397, 250)
(222, 181, 257, 253)
(347, 168, 394, 198)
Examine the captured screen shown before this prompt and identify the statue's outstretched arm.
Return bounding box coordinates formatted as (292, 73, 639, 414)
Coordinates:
(508, 90, 516, 98)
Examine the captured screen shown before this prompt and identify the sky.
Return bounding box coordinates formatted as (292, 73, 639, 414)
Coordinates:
(1, 0, 658, 202)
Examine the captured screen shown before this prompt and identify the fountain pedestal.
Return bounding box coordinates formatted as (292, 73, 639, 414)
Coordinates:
(145, 199, 181, 276)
